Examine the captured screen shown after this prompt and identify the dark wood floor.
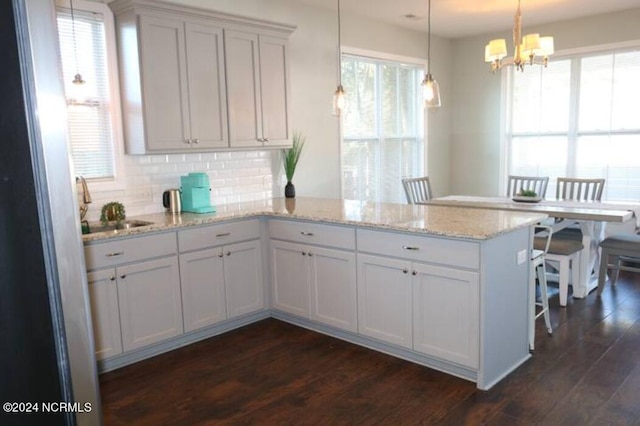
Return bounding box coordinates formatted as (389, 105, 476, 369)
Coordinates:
(100, 273, 640, 425)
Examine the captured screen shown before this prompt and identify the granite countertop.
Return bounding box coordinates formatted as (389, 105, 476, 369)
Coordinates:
(81, 197, 548, 243)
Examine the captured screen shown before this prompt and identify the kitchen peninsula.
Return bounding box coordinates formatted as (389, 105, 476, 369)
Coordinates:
(82, 197, 547, 390)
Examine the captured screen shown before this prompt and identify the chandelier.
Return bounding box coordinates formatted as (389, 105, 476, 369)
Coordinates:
(484, 0, 554, 73)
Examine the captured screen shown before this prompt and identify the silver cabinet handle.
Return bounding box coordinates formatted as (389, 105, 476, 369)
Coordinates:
(257, 138, 264, 143)
(106, 251, 124, 257)
(402, 269, 408, 274)
(412, 271, 417, 276)
(120, 274, 126, 279)
(301, 251, 307, 256)
(263, 137, 270, 143)
(185, 139, 192, 144)
(308, 252, 313, 257)
(216, 232, 230, 238)
(300, 231, 314, 236)
(193, 138, 199, 144)
(218, 252, 224, 258)
(226, 251, 231, 256)
(402, 246, 420, 251)
(110, 276, 116, 281)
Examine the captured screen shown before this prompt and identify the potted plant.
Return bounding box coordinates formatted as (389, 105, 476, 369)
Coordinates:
(281, 131, 305, 198)
(100, 201, 126, 226)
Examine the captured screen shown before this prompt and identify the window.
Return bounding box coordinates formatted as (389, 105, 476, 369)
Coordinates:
(56, 0, 120, 182)
(507, 46, 640, 201)
(341, 53, 425, 203)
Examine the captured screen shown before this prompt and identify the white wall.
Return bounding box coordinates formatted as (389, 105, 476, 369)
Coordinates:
(450, 8, 640, 196)
(87, 0, 452, 219)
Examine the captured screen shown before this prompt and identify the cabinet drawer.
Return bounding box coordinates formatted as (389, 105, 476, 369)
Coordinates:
(357, 229, 479, 270)
(84, 232, 177, 270)
(178, 219, 260, 252)
(268, 219, 355, 250)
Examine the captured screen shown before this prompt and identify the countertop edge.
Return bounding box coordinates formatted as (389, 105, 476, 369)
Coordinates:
(81, 202, 547, 244)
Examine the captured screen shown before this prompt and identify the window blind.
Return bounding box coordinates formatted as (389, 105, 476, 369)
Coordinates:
(56, 7, 115, 180)
(508, 48, 640, 201)
(341, 55, 424, 203)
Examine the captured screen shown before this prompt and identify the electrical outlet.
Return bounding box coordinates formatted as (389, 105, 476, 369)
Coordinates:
(517, 249, 527, 265)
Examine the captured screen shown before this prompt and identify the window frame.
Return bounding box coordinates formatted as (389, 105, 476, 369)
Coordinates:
(55, 0, 125, 191)
(502, 40, 640, 201)
(339, 46, 428, 202)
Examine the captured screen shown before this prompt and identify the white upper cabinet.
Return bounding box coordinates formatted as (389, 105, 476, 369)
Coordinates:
(109, 0, 294, 153)
(225, 31, 291, 148)
(137, 15, 190, 151)
(184, 23, 228, 149)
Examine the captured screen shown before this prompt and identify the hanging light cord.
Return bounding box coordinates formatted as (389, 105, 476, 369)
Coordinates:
(337, 0, 342, 86)
(427, 0, 432, 75)
(70, 0, 84, 83)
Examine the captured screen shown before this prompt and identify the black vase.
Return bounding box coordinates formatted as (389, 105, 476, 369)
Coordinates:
(284, 181, 295, 198)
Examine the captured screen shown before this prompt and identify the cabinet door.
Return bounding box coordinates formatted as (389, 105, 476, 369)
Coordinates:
(412, 263, 479, 369)
(180, 248, 227, 332)
(258, 35, 290, 147)
(225, 30, 262, 147)
(224, 240, 264, 319)
(117, 256, 183, 352)
(270, 240, 309, 318)
(87, 269, 122, 360)
(309, 246, 357, 332)
(138, 15, 190, 151)
(185, 22, 228, 149)
(357, 254, 413, 348)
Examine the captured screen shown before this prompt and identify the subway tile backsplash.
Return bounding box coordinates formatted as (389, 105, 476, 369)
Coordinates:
(81, 150, 283, 222)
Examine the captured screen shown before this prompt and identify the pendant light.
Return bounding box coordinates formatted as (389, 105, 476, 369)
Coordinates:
(422, 0, 440, 108)
(332, 0, 345, 116)
(70, 0, 85, 86)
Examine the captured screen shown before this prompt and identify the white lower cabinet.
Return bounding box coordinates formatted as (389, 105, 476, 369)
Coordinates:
(87, 269, 123, 360)
(270, 239, 357, 332)
(357, 254, 413, 349)
(85, 233, 182, 358)
(223, 240, 264, 319)
(271, 240, 310, 318)
(178, 220, 264, 333)
(87, 255, 183, 356)
(117, 256, 183, 352)
(179, 248, 227, 332)
(357, 253, 479, 368)
(309, 246, 357, 332)
(412, 263, 479, 369)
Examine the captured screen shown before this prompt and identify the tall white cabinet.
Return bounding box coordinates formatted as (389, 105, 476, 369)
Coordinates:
(109, 0, 294, 153)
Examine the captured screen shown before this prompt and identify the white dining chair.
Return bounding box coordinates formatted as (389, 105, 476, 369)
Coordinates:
(556, 177, 605, 201)
(507, 175, 549, 198)
(530, 225, 554, 351)
(533, 228, 584, 307)
(402, 177, 433, 204)
(538, 177, 607, 304)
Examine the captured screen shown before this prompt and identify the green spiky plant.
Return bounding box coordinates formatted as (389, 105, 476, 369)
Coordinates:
(282, 132, 306, 182)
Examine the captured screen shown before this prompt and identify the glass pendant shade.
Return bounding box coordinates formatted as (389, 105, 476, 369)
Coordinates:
(333, 84, 345, 116)
(423, 0, 441, 108)
(422, 74, 441, 108)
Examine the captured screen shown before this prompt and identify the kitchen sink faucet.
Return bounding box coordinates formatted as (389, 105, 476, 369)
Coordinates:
(76, 175, 92, 220)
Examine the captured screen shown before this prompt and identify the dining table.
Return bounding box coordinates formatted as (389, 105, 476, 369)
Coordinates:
(427, 195, 640, 299)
